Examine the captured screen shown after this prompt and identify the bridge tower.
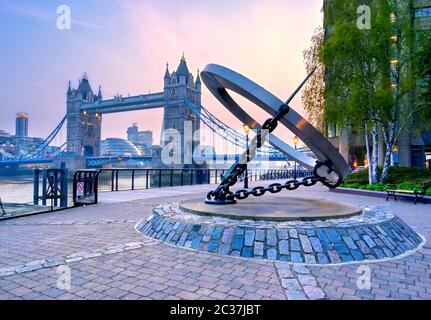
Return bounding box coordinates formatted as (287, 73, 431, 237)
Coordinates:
(66, 74, 102, 157)
(162, 55, 202, 167)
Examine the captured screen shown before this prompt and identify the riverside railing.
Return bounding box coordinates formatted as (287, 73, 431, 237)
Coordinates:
(96, 168, 310, 193)
(73, 168, 310, 206)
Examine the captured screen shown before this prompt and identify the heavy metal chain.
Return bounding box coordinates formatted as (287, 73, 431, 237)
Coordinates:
(206, 103, 342, 203)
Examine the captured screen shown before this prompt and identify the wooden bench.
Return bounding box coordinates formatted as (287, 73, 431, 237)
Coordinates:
(386, 184, 429, 204)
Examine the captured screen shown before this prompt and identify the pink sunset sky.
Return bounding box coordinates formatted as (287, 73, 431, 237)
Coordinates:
(0, 0, 324, 145)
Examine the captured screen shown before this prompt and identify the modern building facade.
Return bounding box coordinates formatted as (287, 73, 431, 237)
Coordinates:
(127, 124, 153, 154)
(322, 0, 431, 169)
(101, 138, 141, 157)
(15, 113, 29, 139)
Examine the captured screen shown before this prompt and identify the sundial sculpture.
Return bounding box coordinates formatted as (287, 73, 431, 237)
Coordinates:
(139, 65, 423, 264)
(201, 64, 350, 205)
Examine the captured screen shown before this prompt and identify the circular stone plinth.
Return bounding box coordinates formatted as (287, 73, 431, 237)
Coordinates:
(180, 197, 362, 221)
(136, 202, 424, 265)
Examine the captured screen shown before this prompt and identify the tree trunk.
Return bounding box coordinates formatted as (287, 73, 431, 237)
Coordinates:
(371, 123, 379, 184)
(364, 126, 373, 185)
(380, 124, 395, 184)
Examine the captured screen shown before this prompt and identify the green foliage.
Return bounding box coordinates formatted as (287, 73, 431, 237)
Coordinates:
(342, 167, 431, 194)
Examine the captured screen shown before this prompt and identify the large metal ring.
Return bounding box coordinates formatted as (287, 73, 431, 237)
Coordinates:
(200, 64, 350, 180)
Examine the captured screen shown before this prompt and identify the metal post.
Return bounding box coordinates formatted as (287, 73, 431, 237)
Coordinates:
(181, 170, 184, 186)
(244, 131, 249, 189)
(115, 170, 119, 191)
(60, 163, 68, 208)
(294, 138, 298, 180)
(146, 170, 149, 189)
(170, 170, 173, 187)
(190, 170, 193, 185)
(33, 169, 40, 205)
(158, 170, 162, 188)
(132, 170, 135, 190)
(111, 170, 115, 192)
(42, 170, 47, 206)
(53, 171, 58, 207)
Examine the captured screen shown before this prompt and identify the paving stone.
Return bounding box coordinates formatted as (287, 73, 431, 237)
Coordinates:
(299, 234, 313, 253)
(290, 239, 301, 252)
(253, 241, 264, 256)
(277, 229, 289, 240)
(255, 229, 265, 242)
(289, 229, 298, 239)
(232, 236, 244, 251)
(222, 228, 234, 244)
(285, 290, 307, 300)
(281, 278, 301, 291)
(309, 237, 323, 253)
(343, 236, 358, 250)
(266, 229, 277, 247)
(304, 254, 316, 264)
(298, 274, 317, 286)
(317, 253, 330, 264)
(357, 240, 371, 254)
(292, 265, 310, 274)
(266, 249, 277, 260)
(244, 230, 255, 247)
(303, 286, 326, 300)
(241, 247, 253, 258)
(279, 240, 289, 255)
(326, 229, 342, 244)
(363, 235, 377, 248)
(327, 250, 341, 264)
(290, 252, 303, 263)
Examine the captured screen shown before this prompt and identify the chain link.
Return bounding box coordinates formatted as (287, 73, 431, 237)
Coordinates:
(206, 102, 341, 203)
(207, 176, 322, 201)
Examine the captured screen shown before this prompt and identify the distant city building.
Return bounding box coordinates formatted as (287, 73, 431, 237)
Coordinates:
(126, 124, 153, 155)
(15, 113, 29, 139)
(127, 123, 139, 145)
(138, 131, 153, 148)
(101, 138, 141, 157)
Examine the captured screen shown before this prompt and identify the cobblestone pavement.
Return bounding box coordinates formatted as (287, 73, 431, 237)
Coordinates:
(0, 182, 430, 300)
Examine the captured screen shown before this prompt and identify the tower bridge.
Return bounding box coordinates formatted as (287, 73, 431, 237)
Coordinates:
(0, 56, 296, 169)
(66, 55, 201, 165)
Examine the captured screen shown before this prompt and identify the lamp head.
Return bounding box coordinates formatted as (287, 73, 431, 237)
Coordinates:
(243, 124, 250, 135)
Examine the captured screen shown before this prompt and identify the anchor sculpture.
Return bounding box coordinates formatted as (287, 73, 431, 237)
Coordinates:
(201, 64, 350, 205)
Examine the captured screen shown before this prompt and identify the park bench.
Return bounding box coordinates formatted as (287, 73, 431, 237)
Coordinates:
(0, 197, 5, 216)
(386, 183, 429, 204)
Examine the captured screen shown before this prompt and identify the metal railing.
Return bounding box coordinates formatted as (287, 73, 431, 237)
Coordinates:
(96, 168, 310, 193)
(72, 168, 310, 207)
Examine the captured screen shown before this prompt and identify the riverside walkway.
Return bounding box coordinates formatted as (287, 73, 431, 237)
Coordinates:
(0, 182, 430, 300)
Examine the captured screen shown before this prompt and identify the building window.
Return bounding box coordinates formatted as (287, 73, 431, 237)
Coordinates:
(415, 7, 431, 18)
(328, 123, 337, 138)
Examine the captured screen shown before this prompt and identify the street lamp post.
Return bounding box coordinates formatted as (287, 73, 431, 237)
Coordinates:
(293, 135, 299, 180)
(243, 124, 250, 189)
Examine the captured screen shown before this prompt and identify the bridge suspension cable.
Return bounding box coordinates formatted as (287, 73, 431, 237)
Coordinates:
(184, 99, 285, 157)
(22, 115, 67, 159)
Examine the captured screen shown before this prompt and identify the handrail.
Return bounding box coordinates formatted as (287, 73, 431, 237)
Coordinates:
(72, 167, 310, 207)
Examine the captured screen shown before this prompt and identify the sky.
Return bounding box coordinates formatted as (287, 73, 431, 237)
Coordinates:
(0, 0, 323, 145)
